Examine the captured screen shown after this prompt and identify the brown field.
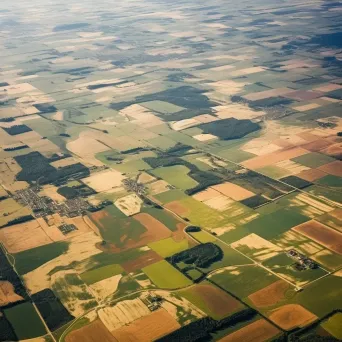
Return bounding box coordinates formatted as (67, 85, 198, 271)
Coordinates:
(297, 169, 327, 182)
(318, 160, 342, 177)
(148, 180, 171, 195)
(165, 201, 188, 216)
(0, 281, 23, 306)
(301, 139, 332, 152)
(111, 308, 180, 342)
(241, 147, 309, 169)
(218, 319, 280, 342)
(0, 220, 53, 253)
(121, 250, 163, 273)
(192, 188, 222, 202)
(211, 182, 254, 201)
(133, 213, 171, 240)
(66, 320, 117, 342)
(320, 143, 342, 159)
(190, 284, 243, 317)
(293, 220, 342, 255)
(269, 304, 317, 330)
(248, 280, 290, 308)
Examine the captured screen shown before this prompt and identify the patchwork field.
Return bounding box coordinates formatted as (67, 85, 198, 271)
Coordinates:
(178, 283, 244, 320)
(142, 260, 192, 289)
(293, 220, 342, 255)
(111, 308, 181, 341)
(219, 319, 280, 342)
(268, 304, 317, 330)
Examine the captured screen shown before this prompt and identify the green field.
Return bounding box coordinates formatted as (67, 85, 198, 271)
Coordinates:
(154, 189, 188, 204)
(4, 302, 46, 340)
(262, 254, 328, 286)
(151, 165, 198, 190)
(147, 136, 177, 150)
(176, 197, 233, 228)
(316, 175, 342, 188)
(140, 100, 184, 114)
(80, 264, 124, 285)
(210, 265, 279, 298)
(315, 211, 341, 232)
(148, 237, 189, 258)
(256, 165, 291, 179)
(311, 250, 342, 271)
(142, 260, 192, 289)
(321, 313, 342, 339)
(238, 208, 309, 240)
(294, 275, 342, 317)
(291, 152, 336, 168)
(14, 241, 69, 275)
(189, 231, 217, 243)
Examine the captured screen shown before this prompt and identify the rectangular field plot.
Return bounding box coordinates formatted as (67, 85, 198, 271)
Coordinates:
(262, 253, 328, 287)
(148, 237, 189, 258)
(293, 220, 342, 255)
(80, 264, 124, 285)
(178, 282, 244, 320)
(151, 165, 198, 190)
(4, 302, 46, 340)
(291, 152, 336, 168)
(209, 265, 278, 299)
(142, 260, 192, 289)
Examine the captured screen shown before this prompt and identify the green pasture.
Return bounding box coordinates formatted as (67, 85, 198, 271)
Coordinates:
(80, 264, 124, 285)
(142, 260, 192, 289)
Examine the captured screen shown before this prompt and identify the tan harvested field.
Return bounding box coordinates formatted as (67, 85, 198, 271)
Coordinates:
(318, 160, 342, 176)
(0, 220, 53, 253)
(211, 182, 254, 201)
(98, 298, 150, 331)
(293, 220, 342, 255)
(269, 304, 317, 330)
(297, 169, 327, 182)
(292, 103, 321, 112)
(193, 134, 218, 142)
(111, 308, 180, 342)
(39, 185, 66, 203)
(121, 249, 163, 273)
(243, 141, 282, 156)
(50, 157, 78, 168)
(193, 114, 220, 123)
(232, 233, 282, 261)
(218, 319, 280, 342)
(52, 270, 97, 317)
(248, 280, 290, 308)
(192, 188, 222, 202)
(137, 172, 155, 184)
(165, 201, 188, 215)
(170, 118, 200, 131)
(230, 66, 265, 77)
(115, 194, 143, 216)
(90, 274, 122, 301)
(66, 320, 117, 342)
(83, 170, 126, 192)
(314, 83, 342, 92)
(67, 136, 109, 166)
(148, 180, 171, 195)
(203, 195, 234, 211)
(24, 232, 102, 293)
(213, 104, 263, 120)
(241, 147, 309, 169)
(275, 160, 310, 175)
(0, 281, 23, 306)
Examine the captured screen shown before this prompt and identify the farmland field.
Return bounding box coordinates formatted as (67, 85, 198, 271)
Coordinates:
(0, 0, 342, 340)
(4, 302, 46, 340)
(178, 282, 244, 320)
(80, 264, 124, 285)
(142, 260, 192, 289)
(210, 266, 278, 298)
